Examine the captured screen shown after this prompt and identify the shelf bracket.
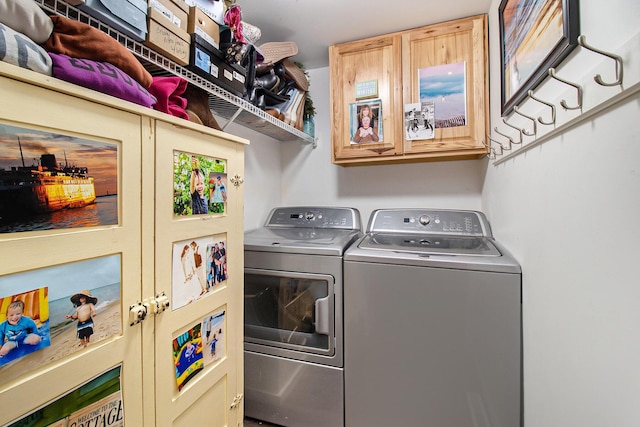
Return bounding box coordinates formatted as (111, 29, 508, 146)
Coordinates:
(221, 107, 244, 131)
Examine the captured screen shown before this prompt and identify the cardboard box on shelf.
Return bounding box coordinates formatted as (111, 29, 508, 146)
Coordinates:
(145, 8, 190, 65)
(77, 0, 148, 41)
(187, 6, 220, 50)
(148, 0, 188, 32)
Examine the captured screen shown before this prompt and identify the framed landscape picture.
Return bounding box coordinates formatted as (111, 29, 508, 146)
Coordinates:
(499, 0, 580, 115)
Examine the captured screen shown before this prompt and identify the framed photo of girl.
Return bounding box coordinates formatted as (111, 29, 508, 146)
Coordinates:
(499, 0, 580, 115)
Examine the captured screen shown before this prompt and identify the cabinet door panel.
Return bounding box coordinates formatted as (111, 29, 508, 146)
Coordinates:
(402, 15, 489, 157)
(150, 121, 244, 427)
(0, 71, 143, 426)
(330, 35, 403, 163)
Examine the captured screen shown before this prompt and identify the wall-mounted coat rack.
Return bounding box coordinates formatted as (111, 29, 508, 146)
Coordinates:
(486, 32, 640, 164)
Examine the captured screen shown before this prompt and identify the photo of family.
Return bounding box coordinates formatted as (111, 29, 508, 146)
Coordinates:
(349, 99, 383, 145)
(172, 236, 228, 311)
(0, 255, 122, 384)
(173, 151, 227, 216)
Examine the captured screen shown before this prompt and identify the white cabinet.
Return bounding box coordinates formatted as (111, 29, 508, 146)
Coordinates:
(0, 62, 246, 426)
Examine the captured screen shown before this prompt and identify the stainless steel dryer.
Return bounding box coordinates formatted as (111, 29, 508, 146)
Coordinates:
(343, 208, 522, 427)
(244, 206, 362, 427)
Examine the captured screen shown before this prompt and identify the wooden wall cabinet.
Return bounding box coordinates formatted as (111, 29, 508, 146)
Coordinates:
(330, 15, 489, 165)
(0, 62, 246, 426)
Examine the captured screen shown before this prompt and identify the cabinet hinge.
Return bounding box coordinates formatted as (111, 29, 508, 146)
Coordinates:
(230, 393, 243, 409)
(128, 291, 170, 326)
(230, 174, 244, 187)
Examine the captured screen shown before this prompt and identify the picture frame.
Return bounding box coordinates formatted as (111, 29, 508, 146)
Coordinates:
(499, 0, 580, 115)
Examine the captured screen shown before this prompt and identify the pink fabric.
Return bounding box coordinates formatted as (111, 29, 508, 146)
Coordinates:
(148, 76, 189, 120)
(224, 5, 245, 44)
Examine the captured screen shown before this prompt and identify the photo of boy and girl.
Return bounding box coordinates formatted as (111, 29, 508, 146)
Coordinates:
(349, 100, 383, 144)
(0, 255, 122, 384)
(172, 236, 229, 311)
(173, 152, 228, 216)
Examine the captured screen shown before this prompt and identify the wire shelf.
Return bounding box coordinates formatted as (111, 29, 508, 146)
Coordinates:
(37, 0, 315, 145)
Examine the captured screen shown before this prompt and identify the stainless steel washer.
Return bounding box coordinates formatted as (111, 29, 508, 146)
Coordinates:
(344, 208, 522, 427)
(244, 206, 362, 427)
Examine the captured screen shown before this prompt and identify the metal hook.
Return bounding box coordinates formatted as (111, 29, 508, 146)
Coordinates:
(513, 106, 537, 136)
(485, 136, 504, 156)
(527, 90, 556, 125)
(481, 140, 497, 159)
(492, 127, 514, 150)
(502, 118, 524, 144)
(548, 68, 583, 110)
(577, 35, 623, 86)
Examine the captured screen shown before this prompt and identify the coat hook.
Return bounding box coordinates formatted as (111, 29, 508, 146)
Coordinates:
(577, 35, 623, 86)
(493, 127, 514, 150)
(485, 136, 505, 155)
(527, 90, 556, 125)
(481, 140, 497, 159)
(513, 106, 537, 136)
(548, 68, 583, 110)
(502, 118, 524, 144)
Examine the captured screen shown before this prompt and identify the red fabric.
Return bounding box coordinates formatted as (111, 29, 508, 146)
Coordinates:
(148, 76, 189, 120)
(44, 16, 152, 88)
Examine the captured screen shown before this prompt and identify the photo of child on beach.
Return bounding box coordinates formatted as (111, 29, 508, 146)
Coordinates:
(0, 255, 122, 384)
(202, 310, 225, 366)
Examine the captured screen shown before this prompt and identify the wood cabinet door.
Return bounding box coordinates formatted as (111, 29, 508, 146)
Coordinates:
(0, 67, 144, 426)
(401, 15, 489, 159)
(330, 34, 403, 164)
(150, 120, 245, 427)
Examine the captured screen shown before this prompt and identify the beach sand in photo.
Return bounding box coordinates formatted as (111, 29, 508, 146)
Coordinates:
(0, 302, 121, 385)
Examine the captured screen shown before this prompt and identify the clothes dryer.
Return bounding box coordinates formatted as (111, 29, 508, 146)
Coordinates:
(244, 206, 362, 427)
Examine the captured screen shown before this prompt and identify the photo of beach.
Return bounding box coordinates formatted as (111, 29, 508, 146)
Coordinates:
(501, 0, 564, 100)
(419, 62, 467, 128)
(0, 255, 122, 385)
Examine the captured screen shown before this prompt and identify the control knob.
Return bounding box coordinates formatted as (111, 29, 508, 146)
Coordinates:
(419, 214, 431, 225)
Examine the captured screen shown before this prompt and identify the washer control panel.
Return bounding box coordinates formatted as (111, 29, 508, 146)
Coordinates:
(266, 207, 362, 230)
(368, 209, 492, 237)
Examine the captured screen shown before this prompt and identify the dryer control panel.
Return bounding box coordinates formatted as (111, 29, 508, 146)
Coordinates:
(266, 207, 362, 230)
(367, 209, 492, 237)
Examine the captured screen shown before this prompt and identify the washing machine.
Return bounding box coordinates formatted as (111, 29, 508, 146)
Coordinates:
(343, 208, 522, 427)
(244, 206, 362, 427)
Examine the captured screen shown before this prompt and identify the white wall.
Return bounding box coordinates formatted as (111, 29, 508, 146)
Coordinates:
(483, 0, 640, 426)
(242, 0, 640, 424)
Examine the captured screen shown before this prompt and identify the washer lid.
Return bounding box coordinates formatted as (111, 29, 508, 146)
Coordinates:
(358, 233, 502, 257)
(244, 227, 363, 256)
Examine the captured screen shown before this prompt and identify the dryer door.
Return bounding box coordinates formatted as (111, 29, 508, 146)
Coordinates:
(244, 268, 335, 357)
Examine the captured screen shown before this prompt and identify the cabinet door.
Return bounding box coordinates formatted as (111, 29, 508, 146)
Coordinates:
(0, 70, 143, 425)
(401, 15, 489, 159)
(149, 120, 245, 427)
(330, 34, 403, 164)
